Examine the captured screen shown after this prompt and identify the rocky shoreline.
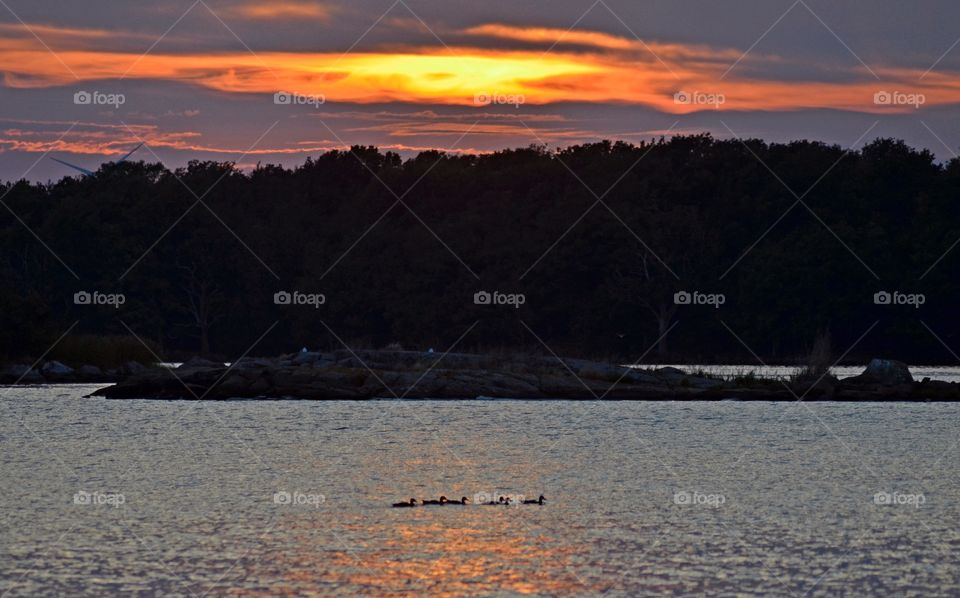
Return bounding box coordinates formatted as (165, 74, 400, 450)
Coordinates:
(72, 351, 960, 401)
(0, 360, 147, 385)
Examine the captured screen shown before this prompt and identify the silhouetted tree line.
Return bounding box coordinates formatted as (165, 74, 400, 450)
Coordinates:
(2, 135, 958, 364)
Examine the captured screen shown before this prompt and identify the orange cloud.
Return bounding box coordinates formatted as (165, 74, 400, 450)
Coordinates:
(1, 23, 959, 114)
(221, 1, 334, 21)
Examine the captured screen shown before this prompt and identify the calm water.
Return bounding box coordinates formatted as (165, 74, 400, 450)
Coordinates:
(666, 364, 960, 384)
(2, 385, 959, 596)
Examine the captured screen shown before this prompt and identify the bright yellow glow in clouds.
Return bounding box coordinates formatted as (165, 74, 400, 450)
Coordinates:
(1, 25, 959, 113)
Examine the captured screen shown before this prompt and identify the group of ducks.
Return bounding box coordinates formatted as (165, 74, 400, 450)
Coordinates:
(392, 495, 546, 507)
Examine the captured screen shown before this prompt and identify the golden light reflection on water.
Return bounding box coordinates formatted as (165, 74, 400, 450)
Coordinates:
(247, 509, 592, 596)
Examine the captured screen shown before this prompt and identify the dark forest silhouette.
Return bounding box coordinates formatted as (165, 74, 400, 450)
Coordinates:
(2, 134, 958, 364)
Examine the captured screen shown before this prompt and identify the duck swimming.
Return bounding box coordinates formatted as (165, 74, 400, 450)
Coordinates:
(445, 496, 469, 505)
(422, 495, 448, 505)
(392, 498, 417, 508)
(522, 495, 546, 505)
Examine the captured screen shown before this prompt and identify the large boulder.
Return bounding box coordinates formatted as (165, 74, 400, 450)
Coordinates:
(845, 359, 913, 386)
(77, 365, 105, 380)
(41, 360, 74, 380)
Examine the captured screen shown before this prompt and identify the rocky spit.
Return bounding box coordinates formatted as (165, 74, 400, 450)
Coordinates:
(69, 352, 960, 401)
(0, 360, 146, 384)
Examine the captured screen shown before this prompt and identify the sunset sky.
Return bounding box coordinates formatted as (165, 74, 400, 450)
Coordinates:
(2, 0, 960, 180)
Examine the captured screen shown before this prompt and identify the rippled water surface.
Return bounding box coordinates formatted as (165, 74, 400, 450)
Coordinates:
(2, 385, 959, 596)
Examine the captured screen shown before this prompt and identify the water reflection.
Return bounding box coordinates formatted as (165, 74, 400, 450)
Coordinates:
(261, 510, 591, 596)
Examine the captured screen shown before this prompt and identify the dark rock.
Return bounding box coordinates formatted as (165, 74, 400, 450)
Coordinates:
(77, 365, 104, 380)
(1, 364, 44, 384)
(179, 357, 224, 369)
(843, 359, 913, 386)
(88, 352, 955, 401)
(41, 360, 74, 380)
(123, 361, 148, 375)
